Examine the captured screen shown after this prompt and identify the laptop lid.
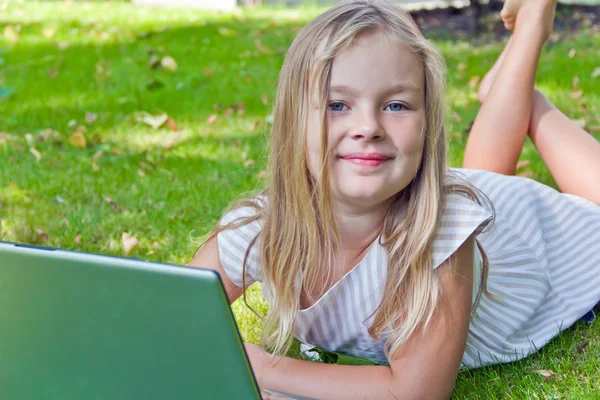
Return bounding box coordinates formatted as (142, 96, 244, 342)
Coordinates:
(0, 241, 262, 399)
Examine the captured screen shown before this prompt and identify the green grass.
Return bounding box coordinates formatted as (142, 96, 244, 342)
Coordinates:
(1, 1, 600, 398)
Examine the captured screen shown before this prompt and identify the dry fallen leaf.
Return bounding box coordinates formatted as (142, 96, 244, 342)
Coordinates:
(570, 90, 583, 100)
(207, 114, 218, 124)
(29, 147, 42, 161)
(85, 112, 98, 125)
(148, 54, 161, 69)
(261, 94, 269, 106)
(202, 68, 214, 77)
(135, 112, 169, 130)
(517, 170, 536, 179)
(104, 196, 122, 213)
(223, 107, 234, 117)
(38, 129, 59, 142)
(161, 56, 178, 72)
(576, 340, 589, 354)
(74, 235, 82, 245)
(122, 232, 139, 255)
(534, 369, 554, 382)
(35, 227, 49, 242)
(42, 27, 55, 38)
(92, 150, 105, 171)
(516, 160, 531, 170)
(255, 38, 272, 54)
(244, 159, 255, 168)
(68, 130, 87, 150)
(165, 117, 178, 131)
(468, 75, 480, 88)
(218, 27, 237, 37)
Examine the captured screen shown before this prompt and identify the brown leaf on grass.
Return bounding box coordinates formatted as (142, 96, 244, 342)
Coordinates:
(249, 119, 261, 131)
(0, 133, 13, 145)
(74, 235, 82, 246)
(244, 159, 255, 168)
(57, 41, 70, 50)
(255, 38, 272, 54)
(165, 117, 178, 131)
(104, 196, 122, 213)
(148, 54, 161, 69)
(29, 147, 42, 161)
(232, 140, 241, 148)
(516, 160, 531, 170)
(534, 369, 554, 382)
(122, 232, 139, 255)
(160, 56, 178, 72)
(207, 114, 218, 124)
(92, 150, 105, 171)
(589, 125, 600, 133)
(135, 112, 169, 130)
(468, 76, 480, 88)
(570, 90, 583, 100)
(261, 94, 269, 106)
(3, 26, 19, 45)
(572, 76, 580, 90)
(576, 340, 589, 354)
(517, 170, 536, 179)
(38, 129, 60, 143)
(85, 112, 98, 125)
(218, 27, 237, 37)
(232, 102, 245, 115)
(48, 69, 57, 78)
(35, 228, 49, 242)
(202, 68, 214, 77)
(223, 107, 234, 117)
(43, 27, 56, 38)
(68, 130, 87, 150)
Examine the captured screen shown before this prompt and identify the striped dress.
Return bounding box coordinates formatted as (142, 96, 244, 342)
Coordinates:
(217, 168, 600, 368)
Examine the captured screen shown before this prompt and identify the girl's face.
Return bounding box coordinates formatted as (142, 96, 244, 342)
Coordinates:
(306, 30, 426, 210)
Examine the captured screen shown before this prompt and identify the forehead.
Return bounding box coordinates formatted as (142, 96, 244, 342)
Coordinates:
(329, 30, 424, 94)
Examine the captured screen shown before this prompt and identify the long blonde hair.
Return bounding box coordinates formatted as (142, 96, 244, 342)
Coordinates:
(199, 0, 493, 359)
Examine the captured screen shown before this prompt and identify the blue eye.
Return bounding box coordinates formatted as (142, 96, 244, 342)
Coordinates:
(384, 103, 405, 112)
(328, 102, 347, 112)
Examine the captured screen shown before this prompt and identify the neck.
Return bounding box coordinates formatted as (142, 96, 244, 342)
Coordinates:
(333, 200, 388, 257)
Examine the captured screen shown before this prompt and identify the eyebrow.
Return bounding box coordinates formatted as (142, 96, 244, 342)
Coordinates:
(329, 83, 422, 96)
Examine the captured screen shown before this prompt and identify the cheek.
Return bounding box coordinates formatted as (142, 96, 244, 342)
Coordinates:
(393, 118, 425, 155)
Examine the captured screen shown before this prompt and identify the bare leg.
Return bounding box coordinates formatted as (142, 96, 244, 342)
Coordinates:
(529, 90, 600, 204)
(477, 37, 511, 104)
(463, 0, 557, 175)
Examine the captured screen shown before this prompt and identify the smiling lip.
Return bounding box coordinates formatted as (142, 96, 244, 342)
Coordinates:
(340, 153, 393, 167)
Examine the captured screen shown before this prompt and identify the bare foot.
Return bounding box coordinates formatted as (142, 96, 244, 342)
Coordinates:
(511, 0, 558, 41)
(500, 0, 526, 31)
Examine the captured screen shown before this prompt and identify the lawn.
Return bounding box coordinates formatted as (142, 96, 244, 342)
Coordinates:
(1, 1, 600, 398)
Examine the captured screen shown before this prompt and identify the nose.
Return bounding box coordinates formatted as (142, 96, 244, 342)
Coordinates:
(349, 108, 385, 141)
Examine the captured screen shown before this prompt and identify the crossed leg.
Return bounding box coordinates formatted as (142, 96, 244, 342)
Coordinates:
(463, 0, 600, 205)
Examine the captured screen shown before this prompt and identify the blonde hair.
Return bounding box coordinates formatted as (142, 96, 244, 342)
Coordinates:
(199, 0, 493, 359)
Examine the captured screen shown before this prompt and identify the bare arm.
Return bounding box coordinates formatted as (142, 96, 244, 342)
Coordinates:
(253, 235, 476, 400)
(187, 235, 244, 305)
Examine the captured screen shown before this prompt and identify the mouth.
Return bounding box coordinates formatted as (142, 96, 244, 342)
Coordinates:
(338, 153, 394, 167)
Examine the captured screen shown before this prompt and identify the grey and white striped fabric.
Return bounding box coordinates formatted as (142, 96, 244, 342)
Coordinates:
(217, 167, 600, 369)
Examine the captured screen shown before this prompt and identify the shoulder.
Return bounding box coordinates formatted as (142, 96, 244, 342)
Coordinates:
(430, 187, 493, 270)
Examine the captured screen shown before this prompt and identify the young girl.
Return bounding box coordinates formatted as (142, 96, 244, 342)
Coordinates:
(190, 0, 600, 398)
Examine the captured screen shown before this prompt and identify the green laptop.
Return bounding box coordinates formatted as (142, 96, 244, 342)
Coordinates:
(0, 241, 263, 399)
